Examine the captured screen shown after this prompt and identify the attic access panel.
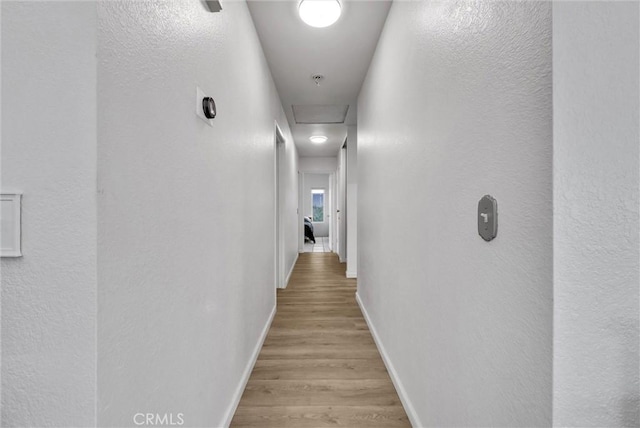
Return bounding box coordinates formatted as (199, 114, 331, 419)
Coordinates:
(292, 105, 349, 124)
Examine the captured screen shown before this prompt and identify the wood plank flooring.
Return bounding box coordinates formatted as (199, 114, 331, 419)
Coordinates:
(231, 253, 410, 428)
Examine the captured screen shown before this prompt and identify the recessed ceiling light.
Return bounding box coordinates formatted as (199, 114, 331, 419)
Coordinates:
(299, 0, 342, 28)
(310, 136, 328, 144)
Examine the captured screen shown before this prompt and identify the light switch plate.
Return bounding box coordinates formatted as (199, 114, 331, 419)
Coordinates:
(1, 193, 22, 257)
(478, 195, 497, 242)
(196, 86, 214, 127)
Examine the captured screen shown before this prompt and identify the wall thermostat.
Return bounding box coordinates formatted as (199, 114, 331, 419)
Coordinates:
(478, 195, 497, 242)
(196, 87, 215, 127)
(204, 0, 222, 12)
(202, 97, 216, 119)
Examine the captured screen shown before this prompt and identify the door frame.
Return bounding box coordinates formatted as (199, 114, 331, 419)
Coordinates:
(299, 170, 337, 253)
(274, 122, 286, 289)
(337, 144, 347, 262)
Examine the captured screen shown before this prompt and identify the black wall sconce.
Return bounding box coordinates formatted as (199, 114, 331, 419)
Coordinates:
(204, 0, 222, 12)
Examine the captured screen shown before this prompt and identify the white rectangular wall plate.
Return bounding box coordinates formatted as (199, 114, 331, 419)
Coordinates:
(196, 86, 214, 127)
(1, 193, 22, 257)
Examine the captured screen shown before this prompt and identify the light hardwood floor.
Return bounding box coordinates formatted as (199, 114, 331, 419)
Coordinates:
(231, 252, 410, 427)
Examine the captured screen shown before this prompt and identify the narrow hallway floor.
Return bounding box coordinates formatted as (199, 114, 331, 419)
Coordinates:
(303, 236, 331, 253)
(231, 253, 410, 427)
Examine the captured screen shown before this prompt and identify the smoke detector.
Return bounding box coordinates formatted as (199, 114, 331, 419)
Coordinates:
(312, 74, 324, 86)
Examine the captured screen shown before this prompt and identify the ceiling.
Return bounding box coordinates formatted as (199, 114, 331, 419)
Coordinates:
(247, 0, 392, 157)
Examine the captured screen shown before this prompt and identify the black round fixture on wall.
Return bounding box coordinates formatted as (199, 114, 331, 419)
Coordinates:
(202, 97, 217, 119)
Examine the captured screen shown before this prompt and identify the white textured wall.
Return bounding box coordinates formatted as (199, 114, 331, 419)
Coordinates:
(1, 2, 97, 426)
(553, 2, 640, 426)
(299, 156, 338, 173)
(357, 2, 552, 426)
(97, 1, 296, 426)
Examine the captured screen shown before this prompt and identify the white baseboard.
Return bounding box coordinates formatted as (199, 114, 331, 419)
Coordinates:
(284, 253, 299, 289)
(356, 292, 422, 428)
(346, 271, 357, 279)
(220, 304, 276, 427)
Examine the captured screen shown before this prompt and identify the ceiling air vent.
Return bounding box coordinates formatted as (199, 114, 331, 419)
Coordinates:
(292, 105, 349, 124)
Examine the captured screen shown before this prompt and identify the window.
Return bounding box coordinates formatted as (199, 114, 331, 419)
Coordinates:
(312, 189, 325, 222)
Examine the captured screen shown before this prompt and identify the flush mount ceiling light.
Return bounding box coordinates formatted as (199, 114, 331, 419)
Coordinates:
(298, 0, 342, 28)
(310, 136, 328, 144)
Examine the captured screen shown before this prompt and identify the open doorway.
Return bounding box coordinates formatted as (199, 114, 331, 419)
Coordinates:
(301, 172, 334, 253)
(274, 123, 286, 288)
(337, 144, 347, 262)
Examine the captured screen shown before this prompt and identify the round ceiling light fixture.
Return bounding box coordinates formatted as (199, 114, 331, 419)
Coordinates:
(298, 0, 342, 28)
(310, 135, 328, 144)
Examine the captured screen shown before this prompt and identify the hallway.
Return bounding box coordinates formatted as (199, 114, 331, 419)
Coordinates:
(2, 1, 639, 426)
(231, 253, 409, 427)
